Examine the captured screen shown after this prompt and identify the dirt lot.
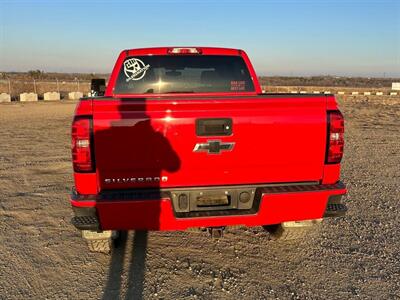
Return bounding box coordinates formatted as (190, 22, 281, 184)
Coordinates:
(0, 97, 399, 299)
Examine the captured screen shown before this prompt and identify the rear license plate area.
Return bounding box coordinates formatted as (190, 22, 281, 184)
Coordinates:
(196, 195, 230, 207)
(171, 187, 255, 214)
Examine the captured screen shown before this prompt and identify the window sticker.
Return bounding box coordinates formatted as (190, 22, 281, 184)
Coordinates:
(230, 80, 246, 91)
(124, 58, 150, 82)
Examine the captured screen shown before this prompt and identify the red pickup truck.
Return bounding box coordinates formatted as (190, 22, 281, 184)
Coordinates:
(70, 47, 347, 253)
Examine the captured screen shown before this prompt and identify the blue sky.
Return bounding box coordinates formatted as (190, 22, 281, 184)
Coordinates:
(0, 0, 399, 77)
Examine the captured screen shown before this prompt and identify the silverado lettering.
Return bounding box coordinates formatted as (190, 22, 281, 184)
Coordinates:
(104, 176, 168, 184)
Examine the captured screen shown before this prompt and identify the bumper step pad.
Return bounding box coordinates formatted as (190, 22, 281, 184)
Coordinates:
(324, 203, 347, 217)
(71, 216, 99, 230)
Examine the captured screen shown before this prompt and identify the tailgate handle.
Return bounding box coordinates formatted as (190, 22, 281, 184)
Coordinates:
(196, 118, 232, 136)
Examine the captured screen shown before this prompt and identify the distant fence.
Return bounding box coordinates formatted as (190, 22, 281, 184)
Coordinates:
(0, 79, 91, 99)
(261, 85, 396, 95)
(0, 80, 399, 103)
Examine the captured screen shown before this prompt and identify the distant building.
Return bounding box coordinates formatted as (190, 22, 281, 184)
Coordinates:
(392, 82, 400, 91)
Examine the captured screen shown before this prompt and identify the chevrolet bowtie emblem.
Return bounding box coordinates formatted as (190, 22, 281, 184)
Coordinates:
(193, 140, 235, 154)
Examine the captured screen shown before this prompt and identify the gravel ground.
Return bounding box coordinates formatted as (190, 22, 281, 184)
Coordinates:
(0, 97, 399, 299)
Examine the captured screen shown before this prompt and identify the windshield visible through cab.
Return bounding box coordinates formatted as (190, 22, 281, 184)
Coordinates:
(114, 55, 255, 94)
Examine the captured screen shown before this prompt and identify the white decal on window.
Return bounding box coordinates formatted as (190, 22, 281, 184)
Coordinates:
(123, 58, 150, 82)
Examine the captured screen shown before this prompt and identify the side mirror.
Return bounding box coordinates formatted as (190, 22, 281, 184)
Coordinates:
(90, 78, 106, 97)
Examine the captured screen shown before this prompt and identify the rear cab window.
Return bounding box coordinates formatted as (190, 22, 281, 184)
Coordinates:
(113, 55, 255, 95)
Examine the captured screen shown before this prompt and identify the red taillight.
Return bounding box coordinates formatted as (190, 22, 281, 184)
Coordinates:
(326, 111, 344, 164)
(72, 117, 94, 172)
(167, 47, 202, 55)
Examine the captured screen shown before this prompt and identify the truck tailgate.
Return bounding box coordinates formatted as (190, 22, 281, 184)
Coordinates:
(92, 96, 327, 191)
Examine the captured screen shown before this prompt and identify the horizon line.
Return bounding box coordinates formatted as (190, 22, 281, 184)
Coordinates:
(1, 70, 399, 80)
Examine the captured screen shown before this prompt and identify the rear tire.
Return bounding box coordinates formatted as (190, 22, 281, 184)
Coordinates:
(82, 230, 119, 254)
(87, 238, 112, 254)
(263, 219, 321, 241)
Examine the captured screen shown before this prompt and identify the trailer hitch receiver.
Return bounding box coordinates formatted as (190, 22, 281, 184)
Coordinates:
(207, 227, 225, 238)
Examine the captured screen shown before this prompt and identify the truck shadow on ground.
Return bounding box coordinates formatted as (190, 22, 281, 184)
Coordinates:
(101, 230, 148, 300)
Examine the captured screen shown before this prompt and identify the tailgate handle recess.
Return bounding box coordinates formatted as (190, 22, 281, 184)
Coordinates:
(196, 118, 232, 136)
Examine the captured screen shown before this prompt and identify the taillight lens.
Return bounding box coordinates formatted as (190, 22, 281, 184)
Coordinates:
(326, 111, 344, 164)
(72, 117, 94, 172)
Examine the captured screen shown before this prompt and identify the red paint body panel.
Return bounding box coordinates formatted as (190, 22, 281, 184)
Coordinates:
(74, 173, 98, 194)
(92, 97, 328, 191)
(326, 95, 339, 110)
(70, 47, 346, 231)
(74, 99, 92, 115)
(322, 164, 341, 184)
